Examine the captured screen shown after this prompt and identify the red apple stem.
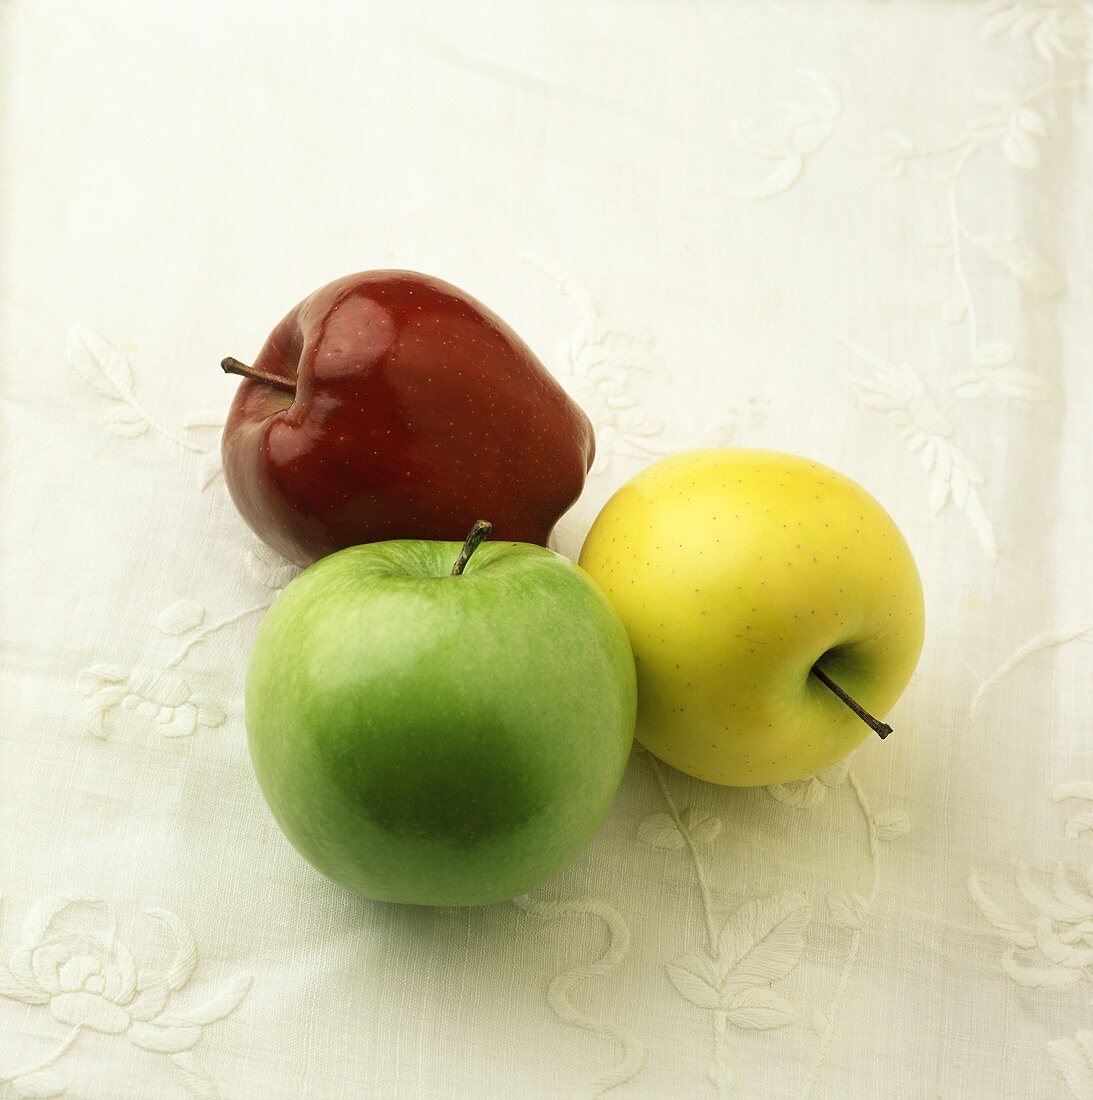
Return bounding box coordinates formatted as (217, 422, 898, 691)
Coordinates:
(221, 357, 297, 395)
(450, 520, 493, 576)
(812, 666, 893, 739)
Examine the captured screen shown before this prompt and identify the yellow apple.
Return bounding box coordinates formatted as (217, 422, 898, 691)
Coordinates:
(578, 449, 924, 785)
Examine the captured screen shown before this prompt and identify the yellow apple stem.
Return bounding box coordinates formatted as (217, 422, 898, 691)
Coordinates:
(450, 520, 493, 576)
(221, 357, 297, 395)
(811, 666, 893, 739)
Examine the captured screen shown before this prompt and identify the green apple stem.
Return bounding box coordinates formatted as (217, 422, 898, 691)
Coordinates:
(221, 357, 297, 395)
(811, 666, 893, 740)
(450, 520, 493, 576)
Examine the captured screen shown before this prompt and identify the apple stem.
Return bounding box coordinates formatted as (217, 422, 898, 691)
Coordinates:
(221, 357, 297, 395)
(811, 666, 893, 739)
(450, 520, 493, 576)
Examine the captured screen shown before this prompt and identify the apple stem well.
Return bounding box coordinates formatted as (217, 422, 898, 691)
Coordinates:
(811, 665, 893, 740)
(450, 520, 493, 576)
(221, 357, 297, 395)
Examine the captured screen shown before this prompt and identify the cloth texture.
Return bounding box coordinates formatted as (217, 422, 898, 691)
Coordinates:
(3, 2, 1092, 1097)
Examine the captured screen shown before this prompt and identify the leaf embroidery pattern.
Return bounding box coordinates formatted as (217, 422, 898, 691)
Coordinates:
(981, 2, 1093, 63)
(523, 256, 763, 474)
(646, 758, 814, 1096)
(66, 327, 223, 490)
(858, 12, 1087, 562)
(0, 895, 250, 1098)
(766, 756, 852, 808)
(729, 70, 842, 200)
(666, 893, 808, 1021)
(752, 752, 906, 1095)
(840, 339, 997, 557)
(155, 601, 207, 637)
(665, 894, 808, 1095)
(638, 808, 722, 851)
(799, 772, 909, 1100)
(826, 892, 870, 932)
(160, 603, 275, 672)
(952, 342, 1049, 403)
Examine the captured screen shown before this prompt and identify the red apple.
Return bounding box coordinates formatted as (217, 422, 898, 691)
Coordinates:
(221, 271, 595, 566)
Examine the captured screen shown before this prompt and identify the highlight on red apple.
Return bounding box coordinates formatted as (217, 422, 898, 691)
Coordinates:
(221, 270, 595, 567)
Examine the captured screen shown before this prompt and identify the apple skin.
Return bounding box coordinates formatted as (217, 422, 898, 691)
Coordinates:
(244, 539, 636, 906)
(223, 271, 595, 567)
(578, 449, 925, 786)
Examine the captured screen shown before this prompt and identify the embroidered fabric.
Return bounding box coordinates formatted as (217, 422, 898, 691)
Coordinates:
(3, 2, 1091, 1096)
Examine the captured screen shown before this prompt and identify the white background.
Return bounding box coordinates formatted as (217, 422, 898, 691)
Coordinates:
(3, 2, 1092, 1097)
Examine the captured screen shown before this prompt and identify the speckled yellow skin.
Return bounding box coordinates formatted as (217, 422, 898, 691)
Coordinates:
(579, 450, 925, 785)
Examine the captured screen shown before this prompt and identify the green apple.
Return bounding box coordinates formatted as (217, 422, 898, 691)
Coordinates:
(245, 523, 636, 906)
(578, 450, 924, 786)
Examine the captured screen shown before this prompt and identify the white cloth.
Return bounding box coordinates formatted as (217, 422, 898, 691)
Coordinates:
(3, 2, 1092, 1097)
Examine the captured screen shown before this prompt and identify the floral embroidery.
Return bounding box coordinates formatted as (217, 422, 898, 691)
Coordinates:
(0, 895, 250, 1098)
(1048, 1031, 1093, 1100)
(66, 329, 287, 743)
(970, 785, 1093, 1093)
(76, 665, 225, 741)
(75, 542, 288, 742)
(969, 861, 1093, 987)
(840, 338, 997, 557)
(514, 895, 644, 1099)
(244, 540, 298, 591)
(66, 327, 223, 490)
(730, 71, 842, 200)
(524, 256, 764, 474)
(855, 10, 1088, 561)
(971, 784, 1093, 988)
